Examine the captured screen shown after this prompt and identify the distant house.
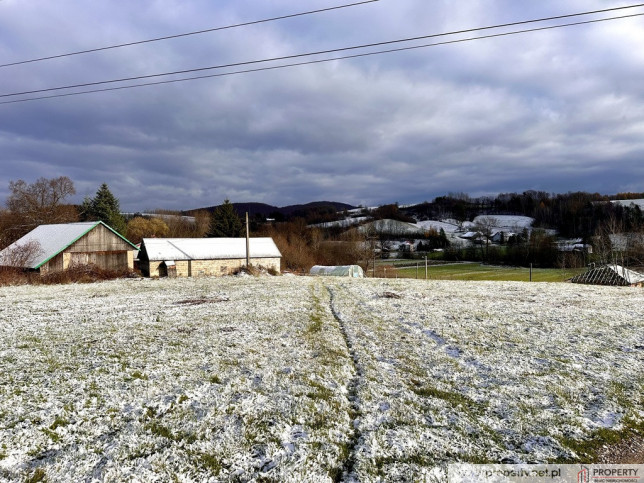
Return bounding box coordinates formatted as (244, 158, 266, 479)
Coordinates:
(398, 241, 415, 253)
(557, 239, 593, 254)
(310, 265, 364, 278)
(138, 237, 281, 277)
(571, 264, 644, 287)
(0, 221, 137, 274)
(459, 231, 484, 244)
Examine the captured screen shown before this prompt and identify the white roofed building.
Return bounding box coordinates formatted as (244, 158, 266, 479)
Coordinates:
(138, 237, 281, 277)
(0, 221, 137, 274)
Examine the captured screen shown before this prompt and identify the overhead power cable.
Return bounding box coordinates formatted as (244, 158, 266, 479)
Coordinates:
(0, 0, 380, 69)
(1, 4, 643, 100)
(2, 11, 643, 104)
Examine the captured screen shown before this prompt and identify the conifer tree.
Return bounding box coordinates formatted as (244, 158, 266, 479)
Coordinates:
(80, 183, 127, 234)
(208, 199, 243, 237)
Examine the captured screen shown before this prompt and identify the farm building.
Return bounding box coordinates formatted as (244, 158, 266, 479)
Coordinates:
(571, 264, 644, 287)
(138, 237, 281, 277)
(0, 221, 137, 274)
(310, 265, 365, 278)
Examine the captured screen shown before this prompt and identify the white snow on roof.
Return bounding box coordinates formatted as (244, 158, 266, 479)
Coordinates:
(0, 222, 101, 269)
(142, 238, 281, 261)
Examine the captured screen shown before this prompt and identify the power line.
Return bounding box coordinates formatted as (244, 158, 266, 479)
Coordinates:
(2, 11, 643, 105)
(2, 4, 643, 100)
(0, 0, 381, 69)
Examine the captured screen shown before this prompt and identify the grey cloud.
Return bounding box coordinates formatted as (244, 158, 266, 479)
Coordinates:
(1, 0, 643, 211)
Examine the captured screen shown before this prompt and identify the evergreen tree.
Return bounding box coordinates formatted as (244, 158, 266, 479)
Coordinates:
(81, 183, 127, 234)
(208, 199, 243, 237)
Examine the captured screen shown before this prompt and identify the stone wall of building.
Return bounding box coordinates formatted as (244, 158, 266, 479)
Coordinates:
(145, 257, 280, 277)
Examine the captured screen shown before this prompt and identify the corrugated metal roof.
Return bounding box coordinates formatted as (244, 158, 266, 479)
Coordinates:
(0, 222, 97, 269)
(141, 238, 281, 261)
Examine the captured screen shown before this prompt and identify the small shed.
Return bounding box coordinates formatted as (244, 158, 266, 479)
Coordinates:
(138, 237, 281, 277)
(571, 264, 644, 287)
(310, 265, 365, 278)
(0, 221, 137, 274)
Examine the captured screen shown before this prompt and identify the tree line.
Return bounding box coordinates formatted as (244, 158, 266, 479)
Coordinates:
(406, 190, 644, 240)
(4, 177, 643, 272)
(0, 176, 227, 250)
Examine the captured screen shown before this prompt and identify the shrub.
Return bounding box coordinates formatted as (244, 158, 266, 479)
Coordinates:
(40, 264, 139, 285)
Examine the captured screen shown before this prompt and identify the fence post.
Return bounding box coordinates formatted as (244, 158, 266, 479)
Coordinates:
(425, 256, 428, 280)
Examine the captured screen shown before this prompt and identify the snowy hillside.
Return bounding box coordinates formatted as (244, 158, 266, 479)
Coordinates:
(472, 215, 534, 230)
(415, 220, 461, 233)
(611, 199, 644, 210)
(1, 277, 642, 481)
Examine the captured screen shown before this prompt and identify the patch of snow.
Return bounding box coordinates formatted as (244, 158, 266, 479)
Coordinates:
(611, 199, 644, 210)
(415, 220, 460, 233)
(472, 215, 534, 230)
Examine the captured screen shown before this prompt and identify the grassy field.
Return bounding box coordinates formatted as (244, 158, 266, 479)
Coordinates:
(2, 276, 643, 481)
(376, 261, 585, 282)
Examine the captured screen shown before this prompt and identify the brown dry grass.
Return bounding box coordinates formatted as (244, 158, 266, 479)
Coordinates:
(0, 264, 139, 286)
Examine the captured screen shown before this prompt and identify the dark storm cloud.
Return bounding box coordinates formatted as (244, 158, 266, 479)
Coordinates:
(1, 0, 644, 211)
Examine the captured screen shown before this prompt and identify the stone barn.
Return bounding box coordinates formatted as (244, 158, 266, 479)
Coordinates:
(0, 221, 138, 274)
(138, 237, 281, 277)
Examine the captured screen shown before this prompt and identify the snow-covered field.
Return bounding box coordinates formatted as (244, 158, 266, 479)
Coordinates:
(415, 220, 460, 233)
(471, 215, 534, 230)
(1, 277, 643, 481)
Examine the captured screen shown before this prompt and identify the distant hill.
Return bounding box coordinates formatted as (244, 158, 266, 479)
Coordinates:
(185, 201, 356, 222)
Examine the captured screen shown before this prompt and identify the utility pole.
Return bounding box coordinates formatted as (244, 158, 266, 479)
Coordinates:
(245, 212, 250, 267)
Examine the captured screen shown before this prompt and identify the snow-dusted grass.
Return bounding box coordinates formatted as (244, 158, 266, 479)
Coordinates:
(0, 278, 354, 481)
(1, 277, 643, 481)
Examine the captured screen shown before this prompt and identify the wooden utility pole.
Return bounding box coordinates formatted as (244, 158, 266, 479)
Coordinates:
(245, 212, 250, 267)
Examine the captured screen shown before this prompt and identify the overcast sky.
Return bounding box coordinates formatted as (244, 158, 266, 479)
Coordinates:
(1, 0, 643, 211)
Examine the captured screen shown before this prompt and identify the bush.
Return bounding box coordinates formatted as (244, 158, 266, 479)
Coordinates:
(0, 264, 139, 286)
(40, 265, 139, 284)
(0, 268, 35, 286)
(231, 264, 280, 277)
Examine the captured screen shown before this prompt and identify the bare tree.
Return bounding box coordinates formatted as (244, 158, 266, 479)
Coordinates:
(593, 214, 624, 266)
(0, 240, 43, 270)
(475, 216, 498, 260)
(6, 176, 77, 233)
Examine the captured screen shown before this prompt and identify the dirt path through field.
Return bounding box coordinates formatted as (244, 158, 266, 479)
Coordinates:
(326, 284, 363, 482)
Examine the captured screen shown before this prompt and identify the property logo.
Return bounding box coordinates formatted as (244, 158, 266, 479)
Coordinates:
(578, 465, 590, 483)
